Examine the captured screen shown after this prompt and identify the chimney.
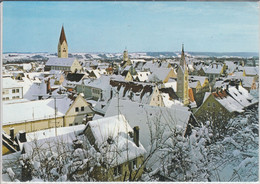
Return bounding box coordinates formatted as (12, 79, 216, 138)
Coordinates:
(10, 128, 14, 141)
(19, 131, 27, 143)
(235, 82, 239, 90)
(133, 126, 140, 147)
(46, 78, 51, 94)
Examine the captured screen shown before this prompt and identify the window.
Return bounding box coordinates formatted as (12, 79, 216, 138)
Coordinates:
(12, 89, 15, 93)
(158, 96, 160, 101)
(81, 106, 84, 111)
(207, 102, 210, 107)
(69, 124, 72, 126)
(213, 103, 216, 108)
(75, 107, 79, 112)
(3, 89, 9, 95)
(113, 165, 122, 177)
(130, 159, 137, 170)
(16, 89, 19, 93)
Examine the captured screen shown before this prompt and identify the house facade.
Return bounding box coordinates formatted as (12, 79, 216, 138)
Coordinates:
(195, 85, 258, 125)
(83, 115, 146, 181)
(2, 94, 94, 136)
(3, 77, 23, 101)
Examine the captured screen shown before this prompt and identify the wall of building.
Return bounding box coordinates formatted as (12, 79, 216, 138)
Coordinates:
(163, 69, 177, 83)
(76, 85, 92, 99)
(3, 116, 65, 136)
(125, 72, 133, 82)
(90, 156, 145, 181)
(71, 60, 83, 73)
(2, 87, 23, 101)
(2, 145, 12, 155)
(58, 41, 68, 58)
(149, 86, 164, 107)
(65, 95, 93, 126)
(195, 94, 231, 124)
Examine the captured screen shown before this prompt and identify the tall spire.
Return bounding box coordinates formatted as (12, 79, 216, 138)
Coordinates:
(59, 25, 67, 45)
(180, 44, 186, 68)
(58, 25, 68, 58)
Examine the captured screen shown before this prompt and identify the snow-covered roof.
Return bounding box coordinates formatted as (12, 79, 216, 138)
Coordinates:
(189, 75, 208, 86)
(240, 66, 258, 76)
(110, 80, 156, 105)
(3, 96, 73, 125)
(227, 75, 255, 88)
(148, 68, 172, 82)
(228, 86, 257, 107)
(208, 86, 257, 113)
(3, 77, 23, 88)
(189, 81, 199, 88)
(137, 71, 151, 82)
(22, 126, 84, 158)
(224, 61, 237, 74)
(214, 80, 229, 89)
(83, 75, 123, 90)
(105, 98, 191, 150)
(87, 114, 146, 166)
(215, 94, 244, 113)
(18, 77, 47, 100)
(161, 93, 183, 108)
(26, 125, 85, 142)
(45, 57, 76, 67)
(203, 92, 211, 103)
(163, 80, 177, 92)
(204, 64, 223, 74)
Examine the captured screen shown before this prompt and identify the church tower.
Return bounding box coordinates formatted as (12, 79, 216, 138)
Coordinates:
(58, 26, 68, 58)
(123, 48, 129, 62)
(177, 44, 189, 105)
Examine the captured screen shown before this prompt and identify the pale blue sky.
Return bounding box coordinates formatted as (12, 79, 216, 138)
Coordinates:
(3, 2, 259, 53)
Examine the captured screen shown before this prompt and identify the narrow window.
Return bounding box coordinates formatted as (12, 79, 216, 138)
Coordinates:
(12, 89, 15, 93)
(207, 102, 210, 107)
(213, 103, 216, 108)
(75, 107, 79, 112)
(16, 89, 19, 93)
(81, 106, 84, 111)
(114, 165, 122, 177)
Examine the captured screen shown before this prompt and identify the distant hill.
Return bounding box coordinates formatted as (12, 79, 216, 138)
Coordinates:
(3, 52, 258, 63)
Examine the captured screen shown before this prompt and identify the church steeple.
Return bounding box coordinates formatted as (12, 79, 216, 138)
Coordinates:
(58, 25, 68, 58)
(177, 44, 189, 106)
(59, 25, 67, 45)
(180, 44, 186, 68)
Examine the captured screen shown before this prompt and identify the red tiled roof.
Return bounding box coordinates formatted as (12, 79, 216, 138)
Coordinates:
(212, 90, 228, 99)
(188, 88, 195, 102)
